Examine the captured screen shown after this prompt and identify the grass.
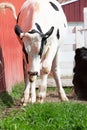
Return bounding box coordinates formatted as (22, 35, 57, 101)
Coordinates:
(0, 83, 87, 130)
(0, 102, 87, 130)
(47, 86, 73, 94)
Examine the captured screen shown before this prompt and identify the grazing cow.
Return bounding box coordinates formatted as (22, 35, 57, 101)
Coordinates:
(73, 47, 87, 99)
(1, 0, 68, 105)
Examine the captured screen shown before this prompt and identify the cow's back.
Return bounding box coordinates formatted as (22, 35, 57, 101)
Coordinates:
(17, 0, 67, 36)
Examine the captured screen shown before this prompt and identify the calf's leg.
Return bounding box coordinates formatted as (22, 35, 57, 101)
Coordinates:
(29, 76, 37, 103)
(38, 74, 48, 103)
(52, 53, 68, 101)
(21, 59, 30, 106)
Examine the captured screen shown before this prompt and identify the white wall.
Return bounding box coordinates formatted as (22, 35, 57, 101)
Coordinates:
(59, 22, 84, 77)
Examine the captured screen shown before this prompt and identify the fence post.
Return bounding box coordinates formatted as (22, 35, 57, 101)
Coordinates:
(84, 8, 87, 47)
(75, 26, 84, 48)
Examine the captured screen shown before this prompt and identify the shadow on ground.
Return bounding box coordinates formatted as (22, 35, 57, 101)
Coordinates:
(0, 92, 14, 107)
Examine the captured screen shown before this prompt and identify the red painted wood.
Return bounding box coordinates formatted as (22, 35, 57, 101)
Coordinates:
(0, 0, 25, 92)
(63, 0, 87, 22)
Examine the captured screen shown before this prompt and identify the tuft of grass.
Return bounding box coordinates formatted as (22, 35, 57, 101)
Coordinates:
(0, 92, 14, 115)
(47, 86, 73, 95)
(0, 82, 24, 115)
(11, 82, 24, 100)
(64, 87, 73, 94)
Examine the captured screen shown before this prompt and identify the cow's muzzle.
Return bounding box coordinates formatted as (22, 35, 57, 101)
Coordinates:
(28, 71, 38, 82)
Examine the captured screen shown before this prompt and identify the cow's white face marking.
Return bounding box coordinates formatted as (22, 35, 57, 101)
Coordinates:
(23, 33, 41, 56)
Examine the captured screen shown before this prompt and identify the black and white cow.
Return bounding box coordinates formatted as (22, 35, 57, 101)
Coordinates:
(0, 0, 69, 105)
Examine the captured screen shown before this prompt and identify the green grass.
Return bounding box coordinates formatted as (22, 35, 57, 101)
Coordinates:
(11, 82, 24, 100)
(0, 102, 87, 130)
(47, 86, 73, 94)
(0, 83, 87, 130)
(0, 82, 24, 115)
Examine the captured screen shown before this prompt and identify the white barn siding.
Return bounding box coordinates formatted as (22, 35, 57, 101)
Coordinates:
(59, 22, 84, 77)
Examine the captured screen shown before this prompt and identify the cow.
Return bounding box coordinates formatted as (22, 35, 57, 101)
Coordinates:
(1, 0, 68, 105)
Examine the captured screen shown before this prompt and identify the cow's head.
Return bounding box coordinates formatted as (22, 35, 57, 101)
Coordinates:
(14, 23, 54, 80)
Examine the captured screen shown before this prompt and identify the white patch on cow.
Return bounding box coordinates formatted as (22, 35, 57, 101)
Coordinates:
(30, 79, 37, 103)
(22, 33, 41, 55)
(38, 74, 48, 103)
(23, 37, 31, 53)
(21, 81, 30, 106)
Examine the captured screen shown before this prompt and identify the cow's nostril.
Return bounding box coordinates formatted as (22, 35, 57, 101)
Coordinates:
(29, 76, 35, 82)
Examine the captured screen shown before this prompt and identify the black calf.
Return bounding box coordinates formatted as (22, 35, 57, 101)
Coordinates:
(73, 47, 87, 99)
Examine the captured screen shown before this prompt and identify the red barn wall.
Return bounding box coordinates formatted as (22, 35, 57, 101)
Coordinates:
(63, 0, 87, 22)
(0, 0, 25, 92)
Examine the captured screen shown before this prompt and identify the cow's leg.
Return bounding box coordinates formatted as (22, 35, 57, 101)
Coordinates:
(21, 82, 30, 106)
(21, 59, 30, 106)
(38, 74, 48, 103)
(52, 52, 68, 101)
(38, 43, 58, 103)
(22, 76, 37, 105)
(29, 76, 37, 103)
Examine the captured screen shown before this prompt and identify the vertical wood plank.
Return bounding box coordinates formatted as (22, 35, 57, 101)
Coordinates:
(84, 8, 87, 47)
(75, 26, 84, 48)
(0, 0, 25, 92)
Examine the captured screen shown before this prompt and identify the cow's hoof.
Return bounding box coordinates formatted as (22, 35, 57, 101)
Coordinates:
(23, 102, 27, 106)
(37, 96, 44, 103)
(21, 97, 29, 106)
(61, 96, 69, 101)
(21, 97, 24, 103)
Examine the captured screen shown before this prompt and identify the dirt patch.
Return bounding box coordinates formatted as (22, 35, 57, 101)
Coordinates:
(45, 91, 75, 102)
(45, 91, 87, 104)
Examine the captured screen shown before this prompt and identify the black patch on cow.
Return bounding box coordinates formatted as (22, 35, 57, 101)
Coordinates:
(28, 29, 38, 34)
(28, 23, 43, 35)
(45, 26, 54, 38)
(23, 45, 29, 64)
(39, 26, 54, 58)
(14, 25, 22, 37)
(39, 38, 47, 58)
(56, 29, 60, 39)
(49, 2, 59, 11)
(35, 23, 43, 33)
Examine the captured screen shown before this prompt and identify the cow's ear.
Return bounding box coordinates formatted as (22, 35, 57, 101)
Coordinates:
(14, 25, 22, 37)
(35, 23, 43, 33)
(45, 26, 54, 39)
